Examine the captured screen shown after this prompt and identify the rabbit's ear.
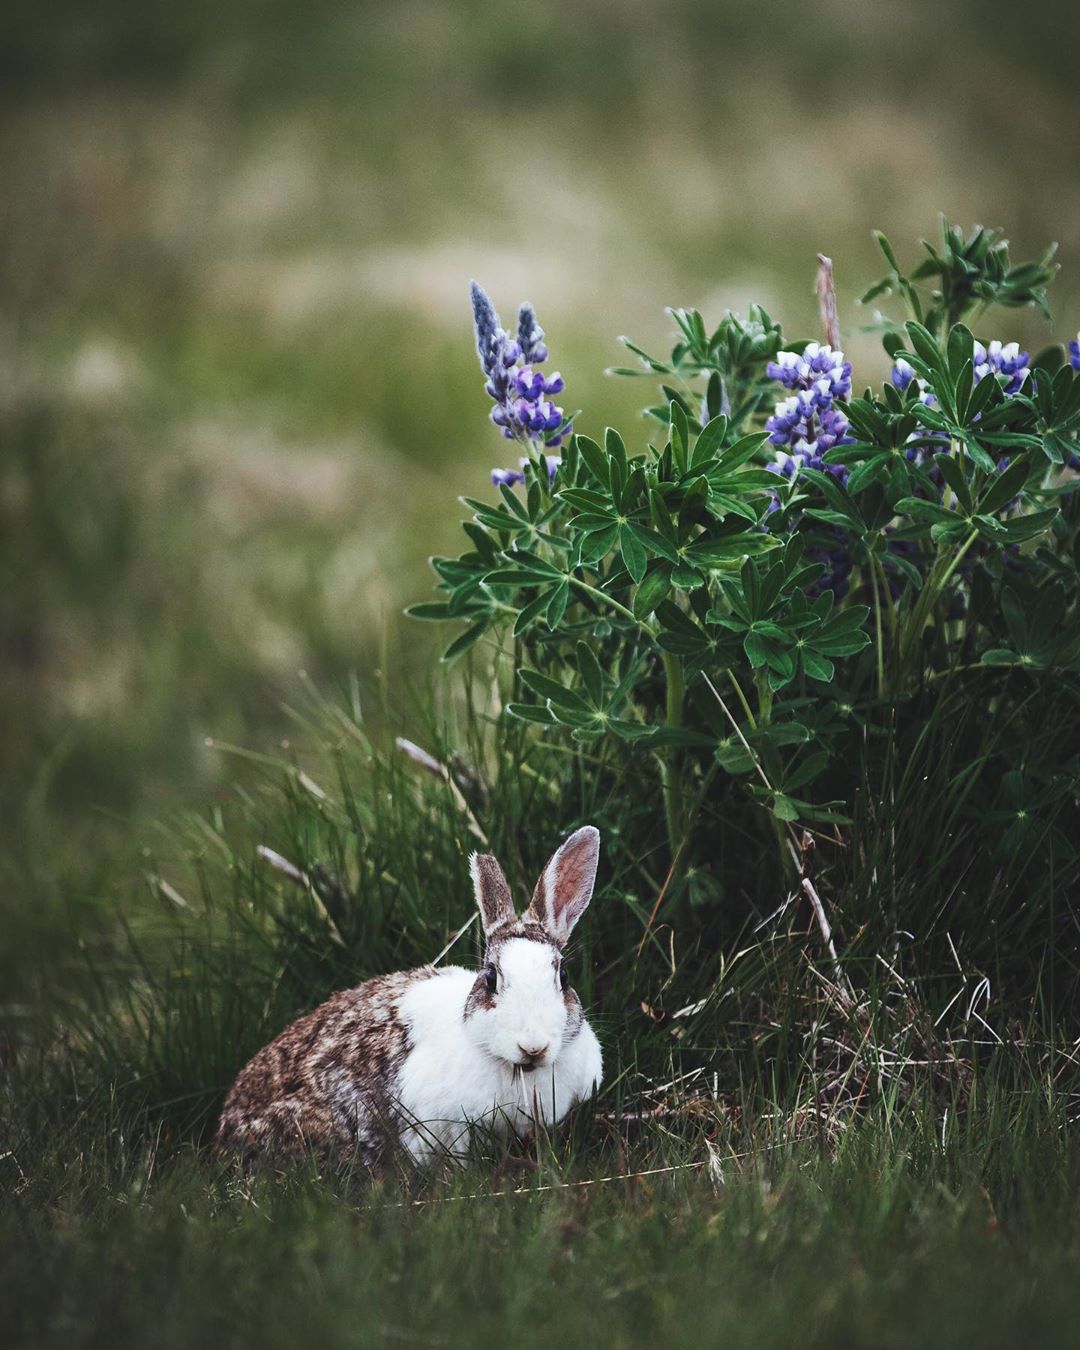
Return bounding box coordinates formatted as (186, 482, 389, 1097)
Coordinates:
(526, 826, 600, 945)
(470, 852, 517, 937)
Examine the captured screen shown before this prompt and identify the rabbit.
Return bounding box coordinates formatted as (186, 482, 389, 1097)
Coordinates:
(215, 825, 603, 1166)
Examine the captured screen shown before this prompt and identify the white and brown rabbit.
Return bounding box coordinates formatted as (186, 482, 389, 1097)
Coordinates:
(215, 826, 603, 1165)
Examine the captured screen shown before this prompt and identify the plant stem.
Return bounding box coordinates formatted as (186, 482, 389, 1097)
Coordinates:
(659, 651, 686, 872)
(726, 669, 757, 730)
(899, 530, 979, 669)
(568, 576, 652, 632)
(754, 670, 773, 726)
(867, 548, 884, 699)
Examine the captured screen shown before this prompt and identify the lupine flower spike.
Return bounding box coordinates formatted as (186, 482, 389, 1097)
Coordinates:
(471, 282, 569, 488)
(764, 342, 855, 482)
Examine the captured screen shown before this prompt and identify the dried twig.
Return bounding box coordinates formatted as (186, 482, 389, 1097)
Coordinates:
(256, 845, 346, 947)
(816, 253, 842, 351)
(395, 737, 488, 844)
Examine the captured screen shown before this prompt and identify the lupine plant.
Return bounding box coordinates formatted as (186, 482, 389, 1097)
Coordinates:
(411, 222, 1080, 887)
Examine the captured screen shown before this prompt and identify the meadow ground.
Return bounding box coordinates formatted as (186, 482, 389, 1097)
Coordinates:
(5, 1087, 1080, 1349)
(5, 5, 1080, 1346)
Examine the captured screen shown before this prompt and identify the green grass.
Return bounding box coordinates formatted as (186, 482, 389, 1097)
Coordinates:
(5, 1077, 1080, 1350)
(3, 669, 1078, 1347)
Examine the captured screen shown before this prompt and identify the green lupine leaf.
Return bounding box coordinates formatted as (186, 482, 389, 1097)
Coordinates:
(998, 508, 1058, 542)
(545, 581, 570, 629)
(513, 588, 555, 636)
(685, 533, 781, 565)
(648, 488, 676, 538)
(559, 487, 612, 512)
(620, 525, 648, 583)
(483, 568, 553, 586)
(676, 475, 709, 524)
(627, 523, 681, 564)
(692, 414, 728, 465)
(744, 631, 767, 668)
(519, 670, 591, 712)
(905, 321, 948, 379)
(979, 457, 1032, 515)
(461, 499, 529, 533)
(633, 562, 673, 619)
(933, 453, 973, 513)
(574, 434, 610, 485)
(498, 482, 532, 521)
(507, 702, 557, 725)
(708, 494, 762, 524)
(895, 497, 956, 523)
(576, 641, 605, 707)
(960, 438, 997, 474)
(670, 400, 689, 471)
(441, 622, 488, 661)
(847, 455, 892, 494)
(506, 548, 564, 575)
(404, 602, 453, 621)
(569, 512, 619, 534)
(771, 794, 800, 822)
(605, 426, 628, 474)
(671, 563, 703, 589)
(714, 431, 770, 472)
(580, 524, 619, 564)
(800, 649, 835, 682)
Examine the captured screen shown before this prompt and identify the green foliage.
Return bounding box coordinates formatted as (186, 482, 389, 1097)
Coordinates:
(863, 218, 1059, 333)
(414, 224, 1080, 901)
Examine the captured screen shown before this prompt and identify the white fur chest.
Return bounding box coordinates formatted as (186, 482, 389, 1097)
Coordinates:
(393, 966, 601, 1160)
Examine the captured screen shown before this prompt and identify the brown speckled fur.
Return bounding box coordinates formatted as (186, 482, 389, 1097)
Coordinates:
(215, 967, 437, 1164)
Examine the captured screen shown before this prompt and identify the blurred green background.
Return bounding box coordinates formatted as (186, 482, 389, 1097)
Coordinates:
(3, 0, 1079, 1009)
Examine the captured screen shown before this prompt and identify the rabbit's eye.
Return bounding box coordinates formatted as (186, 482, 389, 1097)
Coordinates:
(559, 964, 569, 991)
(484, 963, 498, 994)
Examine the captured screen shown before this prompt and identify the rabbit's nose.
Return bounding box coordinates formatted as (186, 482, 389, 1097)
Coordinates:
(518, 1042, 549, 1065)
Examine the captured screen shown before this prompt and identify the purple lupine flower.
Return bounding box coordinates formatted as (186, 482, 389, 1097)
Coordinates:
(890, 358, 937, 407)
(514, 365, 564, 401)
(766, 343, 851, 401)
(891, 358, 916, 393)
(765, 391, 853, 482)
(472, 282, 569, 472)
(490, 455, 560, 490)
(765, 342, 854, 486)
(517, 303, 549, 365)
(1068, 334, 1080, 372)
(973, 340, 1030, 395)
(471, 281, 500, 371)
(491, 466, 526, 488)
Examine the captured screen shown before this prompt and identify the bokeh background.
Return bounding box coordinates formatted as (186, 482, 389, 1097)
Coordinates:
(4, 0, 1080, 1008)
